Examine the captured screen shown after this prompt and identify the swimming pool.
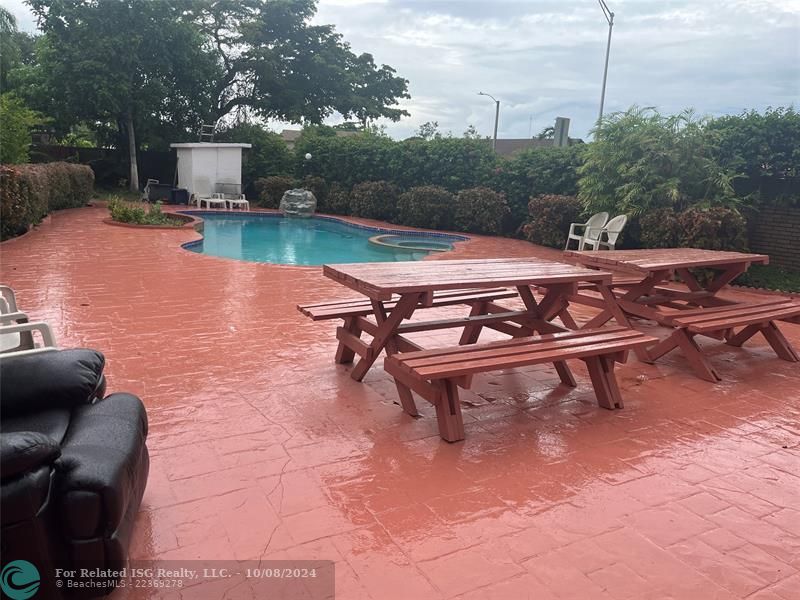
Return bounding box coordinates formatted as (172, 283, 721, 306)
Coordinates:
(181, 213, 467, 266)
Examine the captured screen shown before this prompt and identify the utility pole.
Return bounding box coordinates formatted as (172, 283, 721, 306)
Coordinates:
(597, 0, 615, 124)
(478, 91, 500, 151)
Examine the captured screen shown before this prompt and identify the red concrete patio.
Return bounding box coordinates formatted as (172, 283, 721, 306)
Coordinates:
(2, 204, 799, 600)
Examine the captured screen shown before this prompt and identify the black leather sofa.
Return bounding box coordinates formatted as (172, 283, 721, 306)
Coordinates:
(1, 349, 149, 598)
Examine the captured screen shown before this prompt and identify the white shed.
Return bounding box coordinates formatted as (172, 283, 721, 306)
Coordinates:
(170, 142, 251, 201)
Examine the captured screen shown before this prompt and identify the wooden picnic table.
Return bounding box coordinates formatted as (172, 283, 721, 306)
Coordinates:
(564, 248, 800, 381)
(322, 258, 614, 383)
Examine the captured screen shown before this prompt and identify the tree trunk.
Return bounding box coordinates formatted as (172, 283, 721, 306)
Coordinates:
(126, 111, 139, 193)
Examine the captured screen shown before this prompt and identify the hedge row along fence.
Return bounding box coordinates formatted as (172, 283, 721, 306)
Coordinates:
(254, 176, 510, 236)
(1, 162, 94, 240)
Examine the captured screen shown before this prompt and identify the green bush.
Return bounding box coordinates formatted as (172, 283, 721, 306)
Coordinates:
(677, 206, 748, 250)
(349, 181, 399, 221)
(578, 107, 737, 216)
(0, 162, 94, 240)
(636, 206, 747, 250)
(491, 146, 585, 232)
(299, 175, 328, 211)
(453, 187, 509, 234)
(521, 194, 583, 249)
(639, 208, 681, 248)
(324, 183, 351, 215)
(0, 93, 42, 164)
(254, 175, 296, 208)
(396, 185, 455, 229)
(108, 198, 184, 226)
(294, 130, 497, 192)
(217, 123, 293, 186)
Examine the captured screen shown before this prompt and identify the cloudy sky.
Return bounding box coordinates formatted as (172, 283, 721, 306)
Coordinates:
(5, 0, 799, 140)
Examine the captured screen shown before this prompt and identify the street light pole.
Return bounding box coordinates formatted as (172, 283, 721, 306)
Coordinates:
(597, 0, 614, 124)
(478, 92, 500, 151)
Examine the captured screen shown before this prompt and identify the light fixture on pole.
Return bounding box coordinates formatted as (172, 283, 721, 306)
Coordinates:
(597, 0, 614, 124)
(478, 92, 500, 151)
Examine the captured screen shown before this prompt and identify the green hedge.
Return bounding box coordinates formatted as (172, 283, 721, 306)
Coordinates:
(1, 162, 94, 240)
(638, 206, 748, 250)
(520, 194, 583, 249)
(396, 185, 455, 229)
(350, 180, 399, 221)
(453, 187, 509, 235)
(254, 176, 295, 208)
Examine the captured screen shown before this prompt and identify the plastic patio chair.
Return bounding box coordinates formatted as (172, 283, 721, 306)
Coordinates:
(582, 214, 628, 250)
(225, 194, 250, 211)
(198, 193, 228, 209)
(565, 212, 609, 250)
(0, 285, 57, 355)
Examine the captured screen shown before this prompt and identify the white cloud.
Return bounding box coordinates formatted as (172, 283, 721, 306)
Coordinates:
(3, 0, 797, 140)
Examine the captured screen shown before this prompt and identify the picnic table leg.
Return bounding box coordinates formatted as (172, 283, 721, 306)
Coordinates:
(725, 323, 761, 347)
(676, 330, 721, 382)
(557, 307, 580, 330)
(596, 285, 651, 362)
(435, 380, 465, 442)
(759, 322, 800, 362)
(517, 285, 576, 386)
(459, 301, 488, 345)
(584, 355, 623, 409)
(335, 316, 362, 364)
(393, 380, 420, 417)
(349, 293, 421, 382)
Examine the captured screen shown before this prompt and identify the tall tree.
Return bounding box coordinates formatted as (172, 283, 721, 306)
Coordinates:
(189, 0, 409, 125)
(27, 0, 220, 191)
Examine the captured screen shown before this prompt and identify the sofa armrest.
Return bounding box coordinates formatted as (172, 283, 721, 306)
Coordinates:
(1, 432, 61, 480)
(0, 349, 106, 418)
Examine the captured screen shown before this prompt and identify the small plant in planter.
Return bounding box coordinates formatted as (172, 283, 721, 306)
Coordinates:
(108, 197, 185, 226)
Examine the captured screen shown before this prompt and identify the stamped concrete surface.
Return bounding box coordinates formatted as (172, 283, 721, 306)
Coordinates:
(1, 205, 799, 600)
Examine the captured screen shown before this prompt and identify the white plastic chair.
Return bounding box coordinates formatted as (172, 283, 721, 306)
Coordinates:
(565, 212, 609, 250)
(199, 193, 227, 209)
(226, 194, 250, 211)
(583, 214, 628, 250)
(0, 285, 57, 355)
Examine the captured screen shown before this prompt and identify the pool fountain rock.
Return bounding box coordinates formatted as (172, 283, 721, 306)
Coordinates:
(280, 189, 317, 218)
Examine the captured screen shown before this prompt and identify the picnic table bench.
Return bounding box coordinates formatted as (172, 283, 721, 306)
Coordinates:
(565, 248, 800, 381)
(385, 327, 656, 441)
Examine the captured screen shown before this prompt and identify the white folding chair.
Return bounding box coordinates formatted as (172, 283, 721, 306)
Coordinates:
(565, 212, 609, 250)
(583, 214, 628, 250)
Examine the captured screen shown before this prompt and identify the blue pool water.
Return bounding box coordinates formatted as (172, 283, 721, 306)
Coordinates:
(182, 213, 466, 266)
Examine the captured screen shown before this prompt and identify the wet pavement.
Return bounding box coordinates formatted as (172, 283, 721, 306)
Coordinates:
(2, 205, 799, 599)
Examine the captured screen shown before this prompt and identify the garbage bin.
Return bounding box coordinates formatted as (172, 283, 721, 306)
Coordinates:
(147, 183, 173, 202)
(170, 188, 189, 205)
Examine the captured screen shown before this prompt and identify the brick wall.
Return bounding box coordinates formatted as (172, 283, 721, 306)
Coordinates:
(748, 204, 800, 271)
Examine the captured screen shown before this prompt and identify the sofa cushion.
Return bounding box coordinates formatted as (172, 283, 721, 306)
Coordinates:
(2, 409, 72, 445)
(0, 349, 105, 418)
(1, 432, 61, 481)
(57, 393, 148, 539)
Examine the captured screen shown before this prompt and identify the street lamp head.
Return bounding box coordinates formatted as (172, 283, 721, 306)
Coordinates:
(304, 153, 312, 160)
